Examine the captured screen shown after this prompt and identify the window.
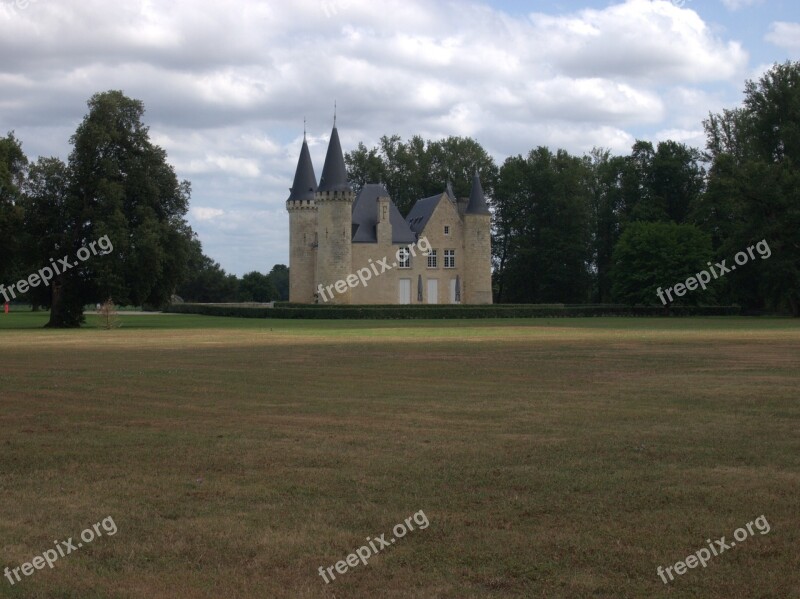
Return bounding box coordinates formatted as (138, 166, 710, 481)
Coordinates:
(397, 247, 410, 269)
(427, 249, 438, 268)
(444, 225, 450, 235)
(444, 249, 455, 269)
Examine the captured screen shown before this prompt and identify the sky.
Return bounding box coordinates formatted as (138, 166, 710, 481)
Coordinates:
(0, 0, 798, 275)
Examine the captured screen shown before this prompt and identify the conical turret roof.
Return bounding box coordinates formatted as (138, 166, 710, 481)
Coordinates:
(318, 126, 351, 193)
(287, 137, 317, 202)
(466, 171, 491, 215)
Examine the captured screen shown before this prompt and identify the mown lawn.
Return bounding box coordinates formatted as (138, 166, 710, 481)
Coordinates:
(0, 314, 798, 598)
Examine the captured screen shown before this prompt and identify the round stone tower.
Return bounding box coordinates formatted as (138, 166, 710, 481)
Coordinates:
(286, 135, 318, 303)
(463, 171, 493, 304)
(314, 124, 354, 304)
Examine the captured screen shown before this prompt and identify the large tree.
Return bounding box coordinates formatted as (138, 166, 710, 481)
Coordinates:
(493, 147, 592, 303)
(586, 148, 626, 303)
(23, 91, 194, 327)
(175, 238, 239, 303)
(584, 141, 705, 303)
(238, 271, 277, 303)
(702, 61, 800, 314)
(611, 221, 714, 307)
(619, 140, 705, 225)
(492, 154, 529, 302)
(20, 157, 72, 311)
(345, 135, 497, 215)
(650, 141, 706, 224)
(0, 132, 27, 286)
(267, 264, 289, 301)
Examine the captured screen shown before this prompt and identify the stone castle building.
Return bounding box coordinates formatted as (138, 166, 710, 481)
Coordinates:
(286, 123, 492, 304)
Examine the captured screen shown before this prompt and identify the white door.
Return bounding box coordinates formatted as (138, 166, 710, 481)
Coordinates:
(427, 279, 438, 304)
(398, 279, 411, 304)
(450, 279, 458, 304)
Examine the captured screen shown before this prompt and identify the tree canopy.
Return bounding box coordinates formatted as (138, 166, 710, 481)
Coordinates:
(346, 62, 798, 314)
(345, 135, 497, 215)
(611, 222, 713, 307)
(701, 61, 800, 314)
(13, 91, 194, 326)
(0, 133, 26, 284)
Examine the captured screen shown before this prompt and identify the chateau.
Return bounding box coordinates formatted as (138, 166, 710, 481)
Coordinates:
(286, 124, 493, 305)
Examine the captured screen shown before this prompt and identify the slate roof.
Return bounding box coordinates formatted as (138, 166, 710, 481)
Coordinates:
(466, 171, 491, 215)
(405, 193, 444, 235)
(286, 138, 317, 202)
(351, 183, 417, 244)
(318, 126, 351, 192)
(289, 124, 489, 246)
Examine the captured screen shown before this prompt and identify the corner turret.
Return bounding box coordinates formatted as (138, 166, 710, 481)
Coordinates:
(287, 135, 318, 204)
(463, 171, 492, 303)
(466, 171, 491, 215)
(314, 125, 355, 303)
(286, 134, 319, 303)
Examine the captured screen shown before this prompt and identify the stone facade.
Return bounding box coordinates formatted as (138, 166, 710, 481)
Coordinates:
(314, 189, 355, 304)
(286, 125, 493, 305)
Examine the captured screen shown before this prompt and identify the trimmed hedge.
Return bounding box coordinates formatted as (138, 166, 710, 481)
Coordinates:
(166, 303, 741, 319)
(273, 302, 568, 309)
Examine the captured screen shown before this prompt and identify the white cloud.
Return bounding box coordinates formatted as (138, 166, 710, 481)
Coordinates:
(187, 155, 260, 178)
(749, 62, 775, 83)
(720, 0, 762, 10)
(191, 207, 225, 221)
(653, 127, 706, 148)
(530, 0, 748, 82)
(765, 22, 800, 57)
(0, 0, 761, 274)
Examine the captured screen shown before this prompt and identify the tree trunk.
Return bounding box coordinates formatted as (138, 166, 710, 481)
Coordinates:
(496, 233, 510, 304)
(45, 280, 83, 328)
(45, 282, 64, 328)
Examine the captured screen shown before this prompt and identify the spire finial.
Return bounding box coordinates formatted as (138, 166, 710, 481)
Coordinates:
(303, 117, 307, 141)
(334, 100, 337, 127)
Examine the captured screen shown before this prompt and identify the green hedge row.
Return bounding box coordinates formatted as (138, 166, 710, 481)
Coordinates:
(166, 303, 741, 319)
(272, 302, 641, 310)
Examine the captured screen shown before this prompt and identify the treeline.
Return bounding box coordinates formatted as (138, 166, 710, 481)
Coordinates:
(176, 253, 288, 303)
(0, 90, 285, 327)
(2, 64, 797, 326)
(346, 62, 800, 315)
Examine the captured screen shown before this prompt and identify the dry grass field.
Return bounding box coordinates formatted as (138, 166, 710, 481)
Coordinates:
(0, 314, 798, 598)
